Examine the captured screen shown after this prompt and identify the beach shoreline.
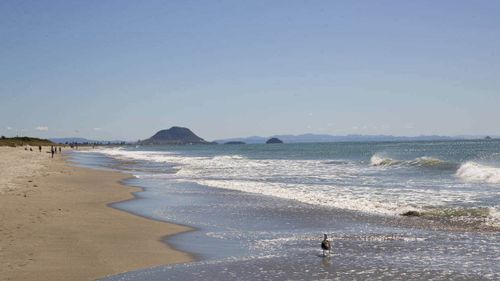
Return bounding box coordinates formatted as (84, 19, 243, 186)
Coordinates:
(0, 147, 194, 281)
(107, 177, 200, 262)
(90, 144, 499, 280)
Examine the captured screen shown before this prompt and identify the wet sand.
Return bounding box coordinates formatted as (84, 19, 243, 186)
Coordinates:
(103, 174, 500, 281)
(0, 147, 193, 281)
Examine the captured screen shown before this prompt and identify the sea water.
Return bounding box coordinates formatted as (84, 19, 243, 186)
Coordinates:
(70, 140, 500, 280)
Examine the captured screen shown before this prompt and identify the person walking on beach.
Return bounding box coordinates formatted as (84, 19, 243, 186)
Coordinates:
(51, 146, 54, 158)
(59, 146, 61, 153)
(39, 145, 42, 152)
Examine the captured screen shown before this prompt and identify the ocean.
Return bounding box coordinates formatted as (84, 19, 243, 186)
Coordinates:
(70, 140, 500, 280)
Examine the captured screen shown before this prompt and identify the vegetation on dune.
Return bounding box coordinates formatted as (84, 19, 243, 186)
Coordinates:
(0, 136, 55, 147)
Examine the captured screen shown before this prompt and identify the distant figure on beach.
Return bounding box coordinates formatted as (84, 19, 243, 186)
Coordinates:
(39, 145, 42, 152)
(51, 146, 54, 158)
(321, 234, 331, 256)
(30, 147, 33, 151)
(59, 147, 61, 153)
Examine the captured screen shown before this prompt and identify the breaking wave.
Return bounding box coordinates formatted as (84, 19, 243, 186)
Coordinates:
(81, 147, 500, 226)
(370, 154, 457, 170)
(370, 155, 402, 167)
(456, 162, 500, 184)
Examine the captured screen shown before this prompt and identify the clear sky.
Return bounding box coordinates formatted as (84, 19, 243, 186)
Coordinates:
(1, 0, 499, 141)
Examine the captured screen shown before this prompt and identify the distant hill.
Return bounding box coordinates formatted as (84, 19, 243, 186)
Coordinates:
(215, 136, 267, 144)
(215, 134, 463, 144)
(224, 141, 246, 145)
(0, 136, 54, 147)
(266, 137, 283, 144)
(140, 127, 208, 145)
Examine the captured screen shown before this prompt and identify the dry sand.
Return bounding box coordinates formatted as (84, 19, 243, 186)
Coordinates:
(0, 147, 193, 281)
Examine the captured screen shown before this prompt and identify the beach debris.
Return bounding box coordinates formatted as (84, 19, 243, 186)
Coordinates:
(401, 210, 422, 217)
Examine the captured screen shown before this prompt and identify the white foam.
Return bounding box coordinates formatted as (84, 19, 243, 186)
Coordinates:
(370, 154, 450, 168)
(370, 154, 400, 167)
(84, 147, 500, 225)
(486, 207, 500, 227)
(195, 179, 420, 216)
(456, 162, 500, 184)
(88, 147, 180, 162)
(410, 157, 447, 167)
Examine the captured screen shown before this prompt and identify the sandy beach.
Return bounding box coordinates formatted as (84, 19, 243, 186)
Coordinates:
(0, 147, 193, 281)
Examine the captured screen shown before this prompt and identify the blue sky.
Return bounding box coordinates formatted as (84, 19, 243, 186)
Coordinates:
(1, 0, 499, 141)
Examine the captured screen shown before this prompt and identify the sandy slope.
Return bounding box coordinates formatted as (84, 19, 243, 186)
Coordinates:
(0, 147, 193, 281)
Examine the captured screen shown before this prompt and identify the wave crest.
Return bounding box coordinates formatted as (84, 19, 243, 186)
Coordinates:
(456, 162, 500, 184)
(370, 155, 401, 166)
(370, 155, 453, 169)
(212, 155, 245, 161)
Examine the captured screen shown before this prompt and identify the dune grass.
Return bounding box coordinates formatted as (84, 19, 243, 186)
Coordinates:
(0, 136, 55, 147)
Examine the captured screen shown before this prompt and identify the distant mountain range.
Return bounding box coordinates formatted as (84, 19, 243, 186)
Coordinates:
(214, 134, 493, 144)
(49, 137, 128, 144)
(50, 130, 497, 146)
